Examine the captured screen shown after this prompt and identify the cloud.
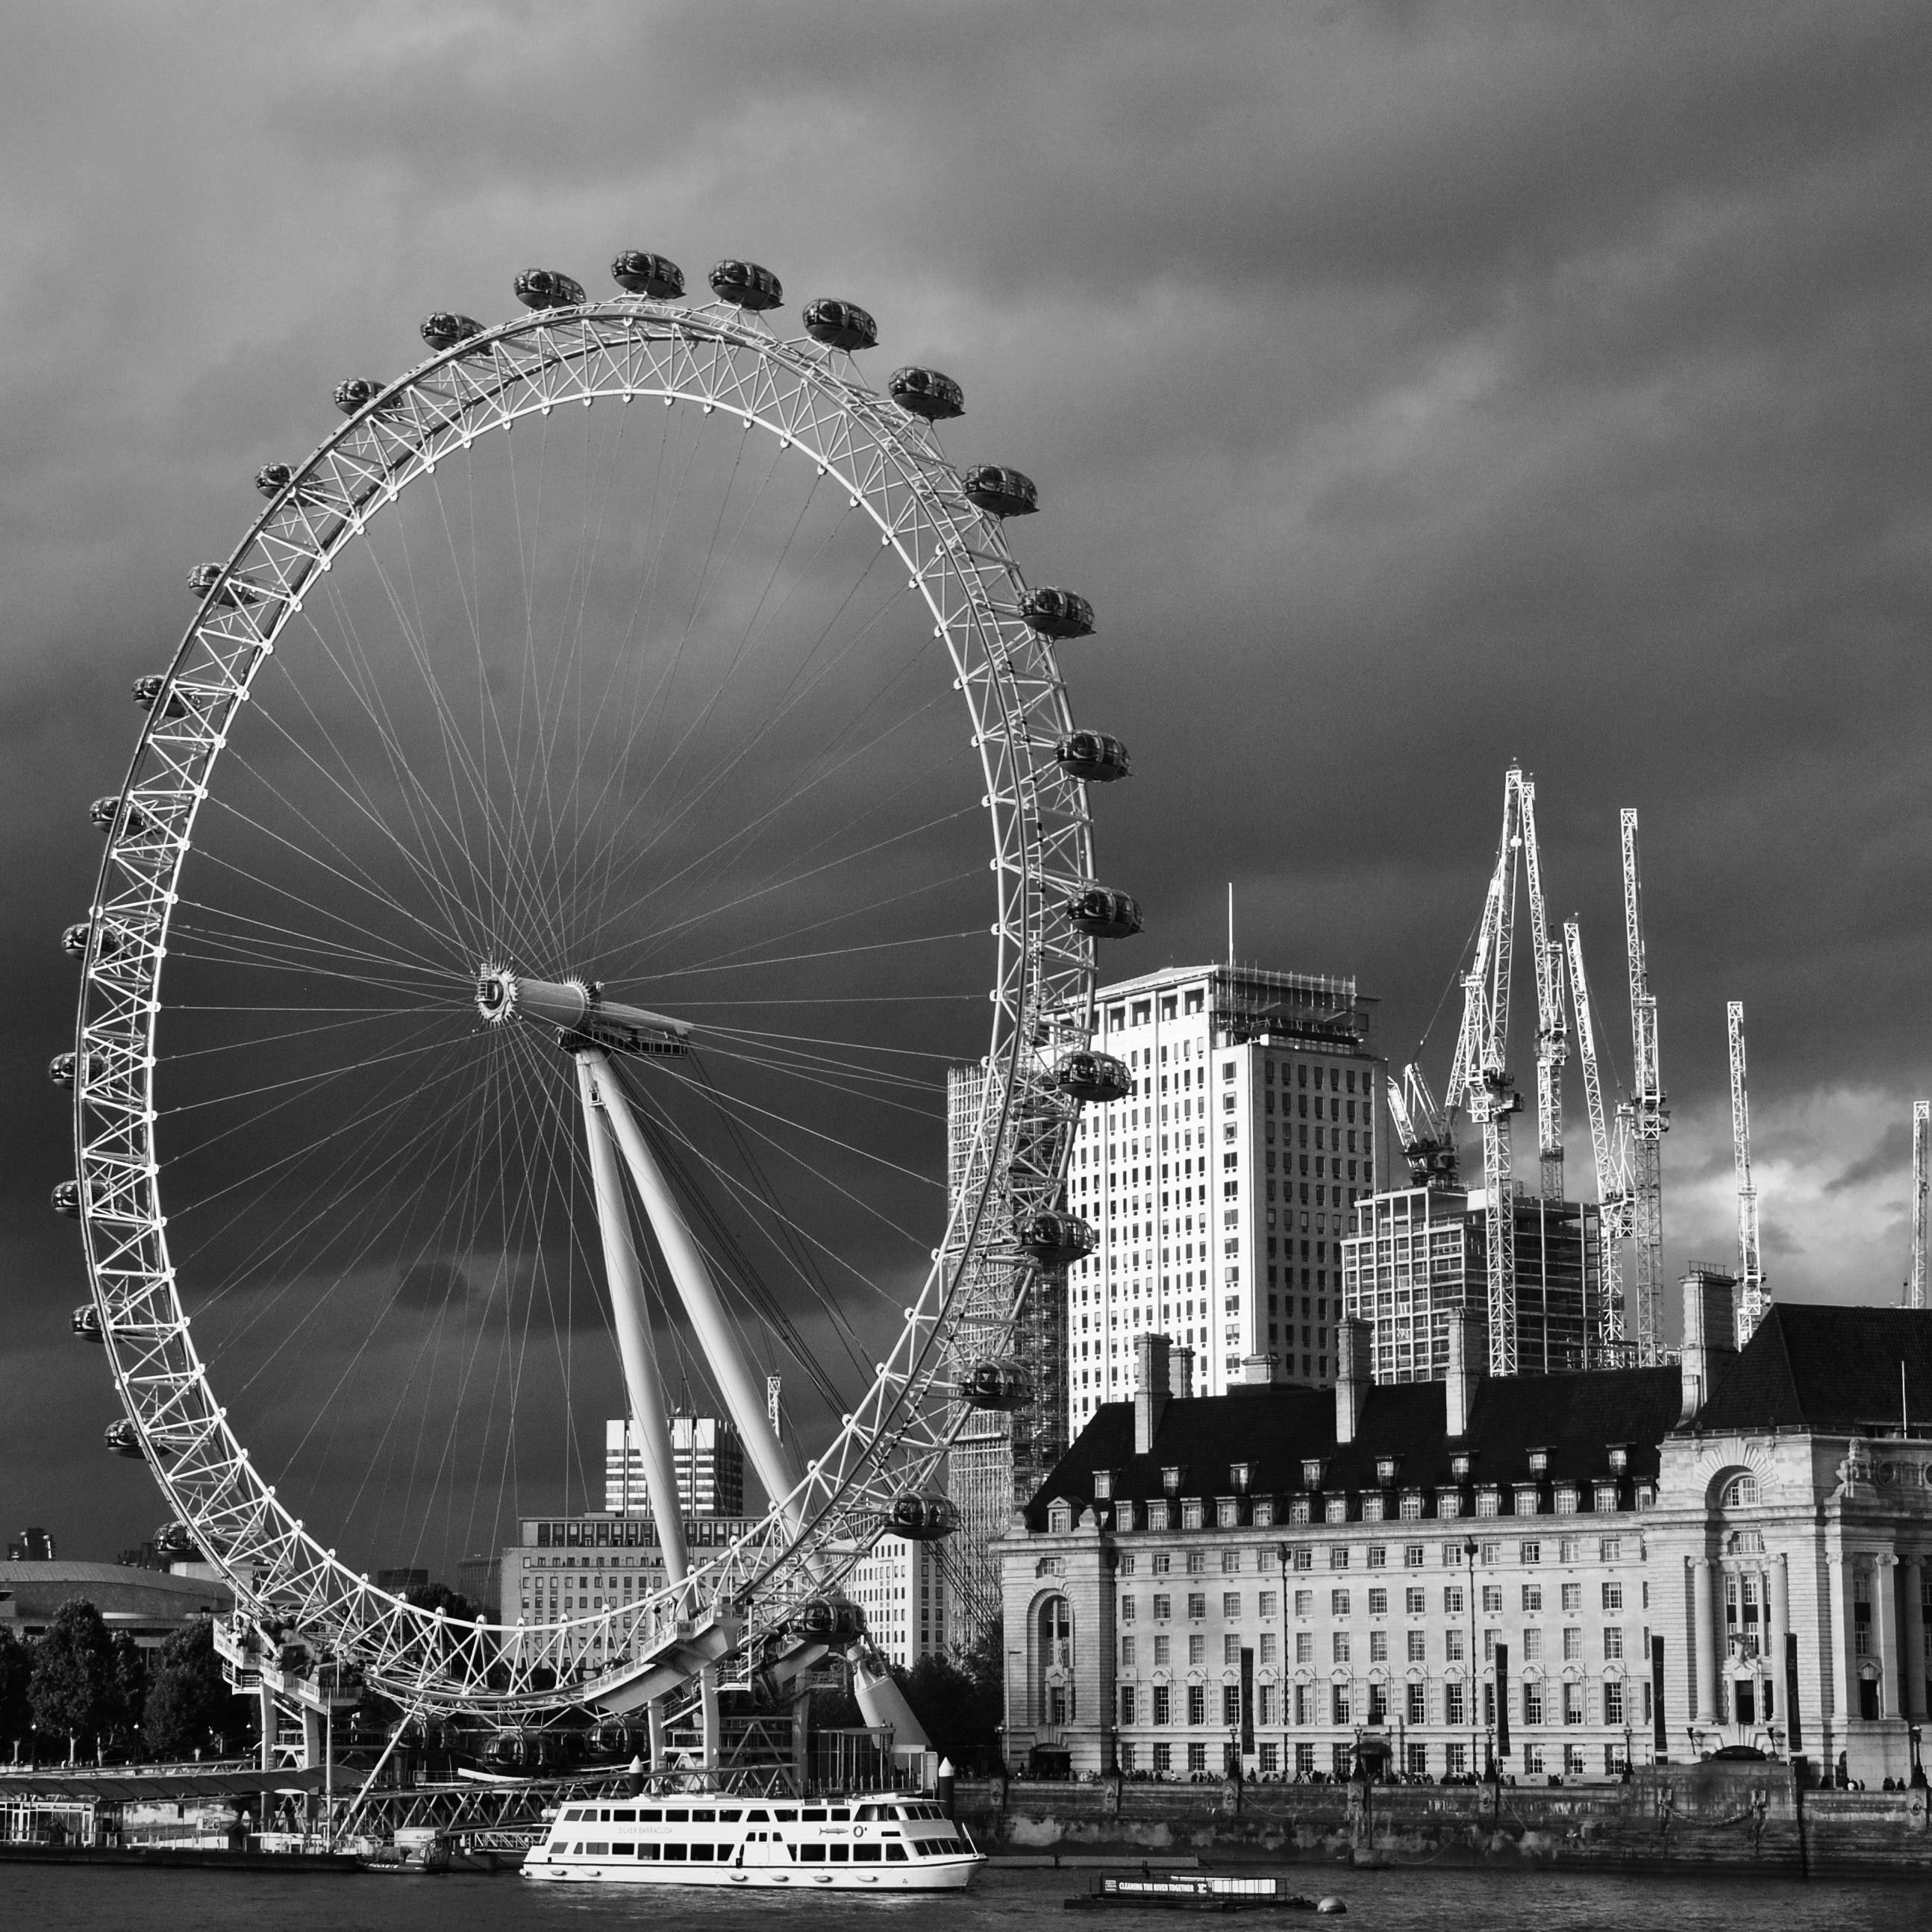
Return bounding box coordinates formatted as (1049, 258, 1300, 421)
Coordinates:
(4, 1, 1931, 1559)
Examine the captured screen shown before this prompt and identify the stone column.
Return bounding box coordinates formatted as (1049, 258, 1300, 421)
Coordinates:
(1693, 1558, 1720, 1725)
(1904, 1556, 1928, 1722)
(1768, 1554, 1790, 1723)
(1877, 1552, 1902, 1720)
(1829, 1551, 1856, 1738)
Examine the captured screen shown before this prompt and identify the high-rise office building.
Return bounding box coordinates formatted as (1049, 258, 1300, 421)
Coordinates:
(1339, 1185, 1605, 1381)
(1065, 964, 1387, 1433)
(604, 1414, 745, 1517)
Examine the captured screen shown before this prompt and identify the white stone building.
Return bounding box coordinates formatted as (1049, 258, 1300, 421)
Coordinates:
(845, 1531, 949, 1669)
(1000, 1287, 1932, 1788)
(1065, 963, 1387, 1431)
(604, 1413, 745, 1517)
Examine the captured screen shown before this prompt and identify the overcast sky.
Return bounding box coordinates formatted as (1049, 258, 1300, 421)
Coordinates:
(3, 1, 1928, 1560)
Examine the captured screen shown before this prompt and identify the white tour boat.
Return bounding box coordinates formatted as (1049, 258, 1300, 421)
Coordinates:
(522, 1790, 983, 1892)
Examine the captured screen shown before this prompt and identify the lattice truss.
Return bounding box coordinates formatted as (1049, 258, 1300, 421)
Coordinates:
(71, 293, 1108, 1715)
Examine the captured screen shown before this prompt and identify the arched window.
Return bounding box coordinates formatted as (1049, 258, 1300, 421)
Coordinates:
(1720, 1473, 1759, 1509)
(1039, 1595, 1073, 1725)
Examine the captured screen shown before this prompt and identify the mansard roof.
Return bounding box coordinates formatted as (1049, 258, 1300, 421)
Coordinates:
(1025, 1364, 1683, 1531)
(1692, 1302, 1932, 1436)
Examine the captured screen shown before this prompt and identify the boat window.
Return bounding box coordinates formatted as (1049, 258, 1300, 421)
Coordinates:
(584, 1841, 609, 1855)
(801, 1844, 826, 1863)
(610, 1843, 634, 1857)
(886, 1843, 908, 1862)
(801, 1808, 827, 1821)
(854, 1804, 879, 1821)
(565, 1807, 591, 1822)
(772, 1808, 798, 1822)
(690, 1809, 715, 1822)
(598, 1808, 611, 1822)
(663, 1844, 687, 1861)
(716, 1809, 741, 1822)
(829, 1809, 850, 1822)
(743, 1809, 769, 1822)
(691, 1845, 715, 1862)
(855, 1844, 882, 1863)
(637, 1845, 659, 1860)
(637, 1808, 662, 1822)
(664, 1808, 689, 1822)
(829, 1844, 849, 1862)
(611, 1809, 634, 1822)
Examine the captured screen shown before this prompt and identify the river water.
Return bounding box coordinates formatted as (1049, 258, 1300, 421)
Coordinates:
(10, 1864, 1932, 1932)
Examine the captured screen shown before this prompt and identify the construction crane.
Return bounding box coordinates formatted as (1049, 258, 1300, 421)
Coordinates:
(1913, 1101, 1929, 1311)
(1448, 769, 1526, 1377)
(1564, 917, 1631, 1354)
(1621, 810, 1669, 1364)
(1728, 1001, 1766, 1345)
(1386, 1063, 1461, 1189)
(1519, 777, 1568, 1201)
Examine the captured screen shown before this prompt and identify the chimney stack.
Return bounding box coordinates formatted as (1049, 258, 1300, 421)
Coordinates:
(1445, 1307, 1484, 1437)
(1169, 1344, 1195, 1401)
(1679, 1269, 1739, 1423)
(1335, 1319, 1372, 1445)
(1134, 1333, 1172, 1456)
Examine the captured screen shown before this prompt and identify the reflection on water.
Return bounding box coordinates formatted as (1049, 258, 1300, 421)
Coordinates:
(9, 1863, 1932, 1932)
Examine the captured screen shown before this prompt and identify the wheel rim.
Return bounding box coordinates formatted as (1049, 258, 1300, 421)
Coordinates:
(72, 286, 1101, 1713)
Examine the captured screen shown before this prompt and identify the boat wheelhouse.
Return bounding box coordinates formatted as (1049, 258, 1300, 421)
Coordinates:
(523, 1790, 981, 1892)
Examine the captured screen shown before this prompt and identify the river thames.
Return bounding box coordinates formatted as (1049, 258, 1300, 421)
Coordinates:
(10, 1864, 1932, 1931)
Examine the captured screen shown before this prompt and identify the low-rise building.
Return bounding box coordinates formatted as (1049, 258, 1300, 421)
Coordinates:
(845, 1531, 948, 1669)
(0, 1561, 230, 1650)
(998, 1287, 1932, 1787)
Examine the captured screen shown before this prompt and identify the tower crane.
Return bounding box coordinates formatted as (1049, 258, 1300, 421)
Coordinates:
(1728, 1001, 1766, 1345)
(1519, 778, 1568, 1201)
(1386, 1063, 1460, 1189)
(1621, 810, 1669, 1364)
(1450, 769, 1526, 1377)
(1912, 1101, 1929, 1311)
(1563, 917, 1631, 1354)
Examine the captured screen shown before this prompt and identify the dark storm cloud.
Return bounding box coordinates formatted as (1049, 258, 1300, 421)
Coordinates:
(5, 1, 1931, 1554)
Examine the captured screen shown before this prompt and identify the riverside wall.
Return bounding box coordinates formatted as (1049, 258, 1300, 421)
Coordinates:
(954, 1764, 1932, 1877)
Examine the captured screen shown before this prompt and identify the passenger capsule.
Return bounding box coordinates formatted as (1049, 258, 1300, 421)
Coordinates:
(1064, 885, 1143, 940)
(514, 268, 587, 310)
(888, 1495, 959, 1542)
(610, 251, 685, 298)
(90, 796, 156, 839)
(188, 562, 266, 607)
(49, 1051, 101, 1090)
(963, 1358, 1032, 1411)
(1054, 1050, 1133, 1105)
(334, 378, 389, 416)
(802, 298, 877, 351)
(131, 673, 166, 709)
(1021, 587, 1095, 639)
(963, 465, 1038, 518)
(708, 260, 783, 310)
(1055, 731, 1132, 784)
(104, 1419, 144, 1459)
(60, 922, 90, 957)
(51, 1180, 82, 1219)
(788, 1597, 865, 1642)
(256, 463, 295, 499)
(1019, 1207, 1097, 1267)
(420, 311, 484, 351)
(72, 1304, 104, 1343)
(154, 1521, 197, 1558)
(888, 366, 963, 421)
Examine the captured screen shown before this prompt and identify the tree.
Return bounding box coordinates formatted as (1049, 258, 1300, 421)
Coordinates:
(143, 1622, 236, 1761)
(403, 1581, 477, 1622)
(902, 1619, 1004, 1774)
(0, 1628, 31, 1757)
(109, 1633, 148, 1751)
(28, 1600, 118, 1759)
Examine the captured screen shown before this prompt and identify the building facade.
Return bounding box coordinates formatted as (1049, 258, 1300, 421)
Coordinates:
(998, 1289, 1932, 1788)
(1065, 964, 1387, 1431)
(605, 1414, 746, 1517)
(846, 1531, 948, 1669)
(501, 1511, 760, 1666)
(1340, 1185, 1605, 1383)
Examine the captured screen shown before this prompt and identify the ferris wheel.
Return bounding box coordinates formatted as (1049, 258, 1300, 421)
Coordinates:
(56, 251, 1140, 1725)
